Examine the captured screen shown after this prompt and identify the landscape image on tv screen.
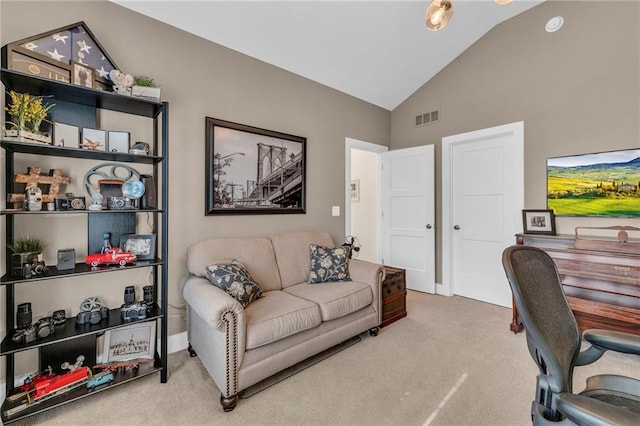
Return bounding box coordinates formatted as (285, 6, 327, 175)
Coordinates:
(547, 148, 640, 217)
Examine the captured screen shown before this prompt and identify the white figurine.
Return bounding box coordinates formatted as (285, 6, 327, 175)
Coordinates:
(110, 70, 134, 95)
(89, 190, 103, 211)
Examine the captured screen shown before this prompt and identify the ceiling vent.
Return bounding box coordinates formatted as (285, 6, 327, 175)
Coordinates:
(415, 110, 440, 127)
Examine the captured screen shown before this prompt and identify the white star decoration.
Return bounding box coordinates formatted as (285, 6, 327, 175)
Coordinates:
(47, 48, 65, 62)
(24, 42, 38, 51)
(77, 40, 92, 54)
(52, 33, 69, 44)
(96, 66, 109, 78)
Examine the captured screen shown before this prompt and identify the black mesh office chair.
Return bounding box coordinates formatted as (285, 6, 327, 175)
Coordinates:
(502, 245, 640, 425)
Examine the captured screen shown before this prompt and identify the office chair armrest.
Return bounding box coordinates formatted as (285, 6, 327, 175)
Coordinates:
(557, 393, 640, 426)
(584, 329, 640, 355)
(576, 329, 640, 366)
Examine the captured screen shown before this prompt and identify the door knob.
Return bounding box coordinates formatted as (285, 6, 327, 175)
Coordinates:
(453, 225, 460, 230)
(426, 224, 432, 229)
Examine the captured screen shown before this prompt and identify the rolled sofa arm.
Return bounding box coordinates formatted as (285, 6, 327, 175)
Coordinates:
(349, 259, 385, 323)
(182, 275, 245, 331)
(182, 275, 246, 398)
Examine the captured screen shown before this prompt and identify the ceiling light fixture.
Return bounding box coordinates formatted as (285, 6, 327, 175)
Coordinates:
(425, 0, 512, 32)
(545, 16, 564, 33)
(425, 0, 454, 31)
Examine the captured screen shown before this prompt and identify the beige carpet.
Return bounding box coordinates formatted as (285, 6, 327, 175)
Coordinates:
(10, 291, 640, 426)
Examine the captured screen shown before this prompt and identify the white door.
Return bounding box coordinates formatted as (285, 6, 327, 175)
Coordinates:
(381, 145, 435, 293)
(442, 122, 524, 307)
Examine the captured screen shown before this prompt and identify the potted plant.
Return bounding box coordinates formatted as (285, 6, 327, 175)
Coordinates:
(131, 75, 161, 101)
(4, 91, 54, 144)
(8, 236, 46, 277)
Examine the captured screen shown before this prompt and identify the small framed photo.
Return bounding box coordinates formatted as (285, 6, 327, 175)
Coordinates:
(82, 128, 107, 151)
(108, 130, 131, 153)
(120, 234, 156, 260)
(351, 179, 360, 202)
(522, 209, 556, 235)
(54, 122, 80, 148)
(103, 322, 156, 363)
(71, 61, 95, 89)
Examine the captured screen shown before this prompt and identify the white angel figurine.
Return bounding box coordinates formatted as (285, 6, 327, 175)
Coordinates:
(89, 190, 103, 210)
(110, 70, 134, 95)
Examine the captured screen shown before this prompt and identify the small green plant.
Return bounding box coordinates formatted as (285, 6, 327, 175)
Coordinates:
(8, 236, 46, 253)
(133, 75, 157, 87)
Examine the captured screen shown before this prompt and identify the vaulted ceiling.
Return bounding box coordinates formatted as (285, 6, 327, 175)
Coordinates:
(112, 1, 544, 110)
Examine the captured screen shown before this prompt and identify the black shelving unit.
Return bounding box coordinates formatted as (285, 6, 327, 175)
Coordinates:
(1, 68, 168, 423)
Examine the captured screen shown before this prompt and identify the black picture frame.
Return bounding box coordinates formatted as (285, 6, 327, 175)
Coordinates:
(205, 117, 306, 215)
(119, 233, 156, 261)
(522, 209, 556, 235)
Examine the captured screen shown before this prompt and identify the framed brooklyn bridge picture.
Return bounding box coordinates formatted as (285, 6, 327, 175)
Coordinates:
(205, 117, 306, 215)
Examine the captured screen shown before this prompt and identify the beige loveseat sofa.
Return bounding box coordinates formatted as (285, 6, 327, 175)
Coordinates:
(181, 231, 384, 411)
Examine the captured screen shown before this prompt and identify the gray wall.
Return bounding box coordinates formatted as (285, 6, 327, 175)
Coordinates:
(0, 0, 390, 379)
(1, 0, 638, 381)
(390, 0, 640, 283)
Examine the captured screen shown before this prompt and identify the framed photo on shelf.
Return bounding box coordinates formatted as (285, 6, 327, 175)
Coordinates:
(71, 61, 95, 89)
(522, 209, 556, 235)
(107, 131, 131, 153)
(81, 128, 107, 151)
(53, 122, 80, 148)
(205, 117, 306, 215)
(102, 322, 156, 363)
(120, 234, 156, 260)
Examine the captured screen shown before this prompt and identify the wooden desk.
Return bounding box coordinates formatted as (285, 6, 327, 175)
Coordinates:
(512, 233, 640, 335)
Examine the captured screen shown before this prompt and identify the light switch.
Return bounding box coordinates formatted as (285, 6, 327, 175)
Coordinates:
(332, 206, 340, 216)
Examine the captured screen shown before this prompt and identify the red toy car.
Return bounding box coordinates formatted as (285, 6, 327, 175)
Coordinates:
(85, 248, 137, 267)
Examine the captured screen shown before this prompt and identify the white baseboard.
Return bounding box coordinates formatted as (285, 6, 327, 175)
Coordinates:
(0, 332, 189, 403)
(167, 331, 188, 354)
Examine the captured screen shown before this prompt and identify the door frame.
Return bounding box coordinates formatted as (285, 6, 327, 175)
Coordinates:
(345, 137, 388, 262)
(440, 121, 524, 297)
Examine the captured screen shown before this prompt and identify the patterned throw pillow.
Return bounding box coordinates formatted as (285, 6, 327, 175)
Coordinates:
(308, 244, 352, 284)
(205, 261, 263, 307)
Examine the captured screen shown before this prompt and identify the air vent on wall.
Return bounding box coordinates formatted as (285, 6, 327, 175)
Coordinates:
(415, 110, 440, 127)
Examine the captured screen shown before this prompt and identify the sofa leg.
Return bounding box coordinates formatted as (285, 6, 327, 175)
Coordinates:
(220, 394, 239, 412)
(187, 344, 197, 357)
(369, 327, 379, 336)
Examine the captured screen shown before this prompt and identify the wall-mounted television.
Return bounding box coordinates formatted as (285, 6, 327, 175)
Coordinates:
(547, 148, 640, 217)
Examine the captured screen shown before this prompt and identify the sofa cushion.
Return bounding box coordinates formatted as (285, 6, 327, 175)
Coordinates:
(187, 237, 282, 291)
(205, 261, 263, 307)
(308, 244, 351, 283)
(245, 290, 322, 350)
(284, 281, 373, 321)
(272, 231, 335, 288)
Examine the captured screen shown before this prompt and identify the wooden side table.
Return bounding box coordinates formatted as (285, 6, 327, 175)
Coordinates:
(381, 266, 407, 327)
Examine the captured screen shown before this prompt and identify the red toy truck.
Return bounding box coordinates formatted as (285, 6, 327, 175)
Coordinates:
(85, 248, 137, 267)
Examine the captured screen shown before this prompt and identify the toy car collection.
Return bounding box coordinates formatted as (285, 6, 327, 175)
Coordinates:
(3, 367, 91, 417)
(2, 358, 154, 418)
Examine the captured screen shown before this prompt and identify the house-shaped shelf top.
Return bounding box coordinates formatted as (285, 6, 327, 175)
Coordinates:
(1, 21, 119, 90)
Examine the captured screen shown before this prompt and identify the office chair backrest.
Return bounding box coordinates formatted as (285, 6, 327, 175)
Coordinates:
(502, 245, 581, 394)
